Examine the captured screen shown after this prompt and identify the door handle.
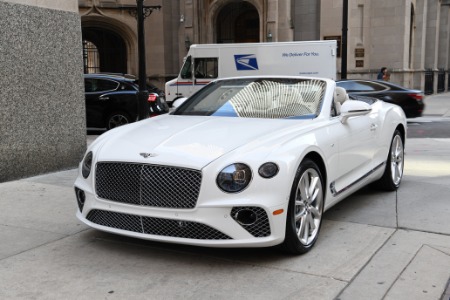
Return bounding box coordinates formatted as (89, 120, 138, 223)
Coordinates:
(99, 96, 109, 101)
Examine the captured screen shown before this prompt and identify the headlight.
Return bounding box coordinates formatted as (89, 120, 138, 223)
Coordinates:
(258, 162, 279, 178)
(81, 151, 93, 179)
(216, 163, 252, 193)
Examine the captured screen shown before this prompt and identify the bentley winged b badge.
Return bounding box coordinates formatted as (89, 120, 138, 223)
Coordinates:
(139, 152, 157, 158)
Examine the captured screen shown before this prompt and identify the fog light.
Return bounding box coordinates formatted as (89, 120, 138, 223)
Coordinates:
(234, 209, 257, 226)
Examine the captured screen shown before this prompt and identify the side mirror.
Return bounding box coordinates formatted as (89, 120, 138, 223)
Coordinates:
(340, 100, 371, 124)
(170, 97, 188, 112)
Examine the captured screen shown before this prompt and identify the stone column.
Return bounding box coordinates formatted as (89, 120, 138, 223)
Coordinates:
(267, 0, 278, 41)
(412, 0, 427, 90)
(0, 0, 86, 182)
(424, 0, 440, 92)
(293, 0, 320, 41)
(277, 0, 293, 41)
(438, 4, 450, 91)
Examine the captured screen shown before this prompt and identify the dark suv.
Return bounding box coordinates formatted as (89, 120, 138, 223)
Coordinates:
(84, 73, 169, 129)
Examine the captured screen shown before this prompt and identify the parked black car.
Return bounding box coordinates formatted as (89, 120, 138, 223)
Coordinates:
(336, 79, 425, 118)
(84, 73, 169, 129)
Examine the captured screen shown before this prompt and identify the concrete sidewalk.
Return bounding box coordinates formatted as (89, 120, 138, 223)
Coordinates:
(423, 92, 450, 117)
(0, 94, 449, 299)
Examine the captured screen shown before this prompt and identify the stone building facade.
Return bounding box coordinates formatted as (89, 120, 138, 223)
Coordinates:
(79, 0, 450, 93)
(321, 0, 450, 93)
(1, 0, 447, 181)
(0, 0, 85, 182)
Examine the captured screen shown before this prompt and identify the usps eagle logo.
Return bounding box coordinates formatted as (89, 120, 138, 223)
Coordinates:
(234, 54, 259, 71)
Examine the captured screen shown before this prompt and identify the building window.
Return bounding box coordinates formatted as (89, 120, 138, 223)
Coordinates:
(83, 40, 100, 74)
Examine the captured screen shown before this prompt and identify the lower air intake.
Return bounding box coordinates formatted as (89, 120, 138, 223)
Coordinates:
(86, 209, 232, 240)
(231, 207, 271, 237)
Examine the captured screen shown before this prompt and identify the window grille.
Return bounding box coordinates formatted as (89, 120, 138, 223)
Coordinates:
(83, 40, 100, 74)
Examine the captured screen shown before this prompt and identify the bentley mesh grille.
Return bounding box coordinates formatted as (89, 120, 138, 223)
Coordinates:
(86, 209, 232, 240)
(231, 207, 271, 237)
(95, 162, 202, 209)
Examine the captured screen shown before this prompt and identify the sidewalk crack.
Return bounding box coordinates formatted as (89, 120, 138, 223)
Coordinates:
(381, 244, 425, 299)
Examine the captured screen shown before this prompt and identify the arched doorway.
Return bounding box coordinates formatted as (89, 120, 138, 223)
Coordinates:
(82, 27, 127, 74)
(216, 2, 259, 43)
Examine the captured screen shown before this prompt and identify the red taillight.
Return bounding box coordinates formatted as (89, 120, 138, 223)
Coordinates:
(408, 93, 423, 101)
(148, 93, 158, 102)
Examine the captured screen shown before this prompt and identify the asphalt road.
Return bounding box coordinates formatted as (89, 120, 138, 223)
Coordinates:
(407, 117, 450, 138)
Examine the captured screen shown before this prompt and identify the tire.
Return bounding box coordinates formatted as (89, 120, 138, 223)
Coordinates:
(375, 129, 404, 191)
(106, 112, 131, 130)
(281, 159, 325, 254)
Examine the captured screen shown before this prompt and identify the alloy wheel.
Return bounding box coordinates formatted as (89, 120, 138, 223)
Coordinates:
(390, 134, 404, 186)
(108, 114, 129, 129)
(294, 168, 323, 245)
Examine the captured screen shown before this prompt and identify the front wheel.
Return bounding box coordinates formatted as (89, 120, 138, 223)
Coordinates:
(375, 129, 404, 190)
(281, 159, 324, 254)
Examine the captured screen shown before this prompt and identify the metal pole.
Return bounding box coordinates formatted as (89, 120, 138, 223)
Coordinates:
(136, 0, 149, 120)
(341, 0, 348, 79)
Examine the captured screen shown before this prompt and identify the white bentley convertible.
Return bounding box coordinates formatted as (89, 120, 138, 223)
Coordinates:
(75, 76, 406, 254)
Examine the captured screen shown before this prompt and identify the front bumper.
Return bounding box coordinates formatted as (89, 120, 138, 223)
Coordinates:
(75, 187, 287, 248)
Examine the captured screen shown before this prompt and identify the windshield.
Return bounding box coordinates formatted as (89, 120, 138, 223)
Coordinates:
(174, 78, 326, 119)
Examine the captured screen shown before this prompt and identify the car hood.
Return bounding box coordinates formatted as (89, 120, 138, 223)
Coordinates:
(95, 115, 309, 169)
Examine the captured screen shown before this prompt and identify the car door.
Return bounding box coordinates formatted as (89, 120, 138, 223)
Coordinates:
(328, 103, 378, 197)
(84, 78, 119, 128)
(193, 57, 218, 90)
(174, 55, 196, 99)
(360, 81, 393, 103)
(84, 78, 103, 128)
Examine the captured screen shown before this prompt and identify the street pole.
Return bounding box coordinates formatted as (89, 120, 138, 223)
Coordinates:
(136, 0, 149, 120)
(341, 0, 348, 79)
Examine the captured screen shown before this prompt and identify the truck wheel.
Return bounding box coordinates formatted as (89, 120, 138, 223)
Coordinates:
(281, 159, 324, 254)
(106, 112, 131, 130)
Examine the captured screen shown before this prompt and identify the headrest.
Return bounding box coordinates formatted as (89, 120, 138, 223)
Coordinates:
(335, 87, 348, 104)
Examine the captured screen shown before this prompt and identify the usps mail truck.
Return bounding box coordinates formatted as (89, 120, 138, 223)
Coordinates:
(165, 40, 337, 104)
